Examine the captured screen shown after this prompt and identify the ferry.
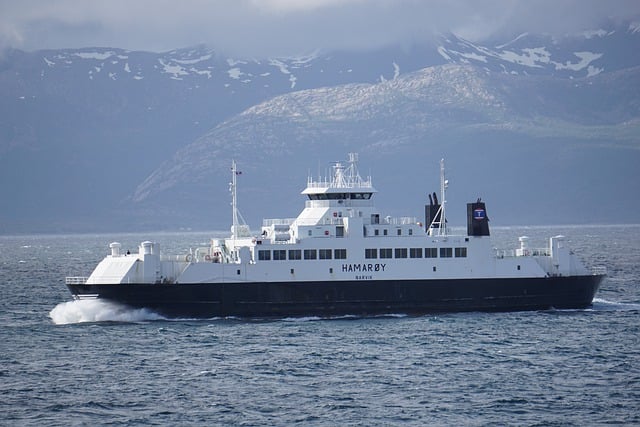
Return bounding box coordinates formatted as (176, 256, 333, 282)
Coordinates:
(65, 154, 605, 318)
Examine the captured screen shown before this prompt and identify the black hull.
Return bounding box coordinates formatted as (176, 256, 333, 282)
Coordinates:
(66, 275, 604, 319)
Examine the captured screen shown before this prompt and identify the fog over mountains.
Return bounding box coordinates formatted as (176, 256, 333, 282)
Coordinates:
(1, 25, 639, 233)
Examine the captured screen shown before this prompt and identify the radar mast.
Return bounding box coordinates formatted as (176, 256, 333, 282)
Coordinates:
(230, 160, 250, 244)
(428, 159, 448, 236)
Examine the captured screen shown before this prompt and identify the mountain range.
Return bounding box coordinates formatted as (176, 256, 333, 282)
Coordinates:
(1, 24, 639, 233)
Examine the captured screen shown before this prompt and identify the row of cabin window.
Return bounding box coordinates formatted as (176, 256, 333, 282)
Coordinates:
(370, 229, 413, 236)
(307, 193, 372, 200)
(258, 249, 347, 261)
(364, 247, 467, 259)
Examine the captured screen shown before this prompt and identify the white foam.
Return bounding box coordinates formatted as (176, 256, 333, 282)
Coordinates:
(282, 316, 322, 322)
(49, 300, 164, 324)
(592, 298, 640, 311)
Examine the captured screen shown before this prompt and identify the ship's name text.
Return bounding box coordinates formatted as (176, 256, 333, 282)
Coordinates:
(342, 263, 386, 273)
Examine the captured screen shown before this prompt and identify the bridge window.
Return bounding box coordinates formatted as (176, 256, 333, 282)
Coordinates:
(351, 193, 372, 199)
(309, 192, 374, 200)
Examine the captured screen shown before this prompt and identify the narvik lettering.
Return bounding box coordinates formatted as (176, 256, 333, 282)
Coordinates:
(342, 263, 386, 273)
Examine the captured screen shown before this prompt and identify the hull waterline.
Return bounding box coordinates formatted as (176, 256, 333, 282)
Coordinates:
(67, 274, 604, 319)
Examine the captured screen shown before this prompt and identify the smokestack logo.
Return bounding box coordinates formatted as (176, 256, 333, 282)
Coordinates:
(473, 208, 486, 220)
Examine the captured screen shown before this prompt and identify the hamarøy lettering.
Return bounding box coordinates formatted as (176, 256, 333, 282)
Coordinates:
(342, 263, 386, 273)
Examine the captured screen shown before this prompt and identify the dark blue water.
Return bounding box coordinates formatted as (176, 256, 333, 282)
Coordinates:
(1, 225, 639, 426)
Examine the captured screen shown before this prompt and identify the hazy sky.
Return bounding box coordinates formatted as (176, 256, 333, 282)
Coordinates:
(1, 0, 639, 57)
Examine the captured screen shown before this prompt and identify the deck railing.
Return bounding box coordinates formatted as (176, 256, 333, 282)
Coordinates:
(495, 248, 551, 258)
(65, 276, 88, 285)
(263, 218, 296, 227)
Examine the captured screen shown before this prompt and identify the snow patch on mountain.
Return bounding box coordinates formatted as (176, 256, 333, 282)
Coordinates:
(437, 46, 451, 61)
(586, 65, 603, 77)
(74, 51, 116, 60)
(393, 62, 400, 79)
(174, 54, 213, 65)
(497, 47, 550, 67)
(228, 68, 242, 79)
(459, 52, 488, 63)
(495, 33, 529, 49)
(554, 51, 603, 72)
(287, 51, 320, 67)
(158, 59, 188, 79)
(191, 68, 212, 78)
(227, 58, 247, 67)
(581, 29, 609, 39)
(269, 59, 297, 88)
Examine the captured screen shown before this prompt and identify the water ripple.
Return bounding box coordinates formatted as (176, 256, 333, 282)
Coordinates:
(0, 226, 638, 425)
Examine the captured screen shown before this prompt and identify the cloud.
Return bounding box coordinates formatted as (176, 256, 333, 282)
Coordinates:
(1, 0, 639, 56)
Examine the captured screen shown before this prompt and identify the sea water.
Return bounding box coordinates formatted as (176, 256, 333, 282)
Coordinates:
(1, 225, 638, 426)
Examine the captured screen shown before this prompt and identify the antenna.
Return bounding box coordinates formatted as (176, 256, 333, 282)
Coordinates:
(231, 160, 239, 236)
(230, 160, 250, 248)
(439, 158, 448, 236)
(427, 159, 448, 236)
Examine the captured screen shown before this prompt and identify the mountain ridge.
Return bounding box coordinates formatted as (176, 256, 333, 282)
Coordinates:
(126, 64, 640, 230)
(1, 24, 639, 233)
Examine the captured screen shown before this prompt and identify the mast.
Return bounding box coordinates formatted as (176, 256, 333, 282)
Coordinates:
(428, 159, 448, 236)
(439, 158, 448, 236)
(231, 160, 239, 239)
(229, 160, 250, 243)
(227, 160, 252, 262)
